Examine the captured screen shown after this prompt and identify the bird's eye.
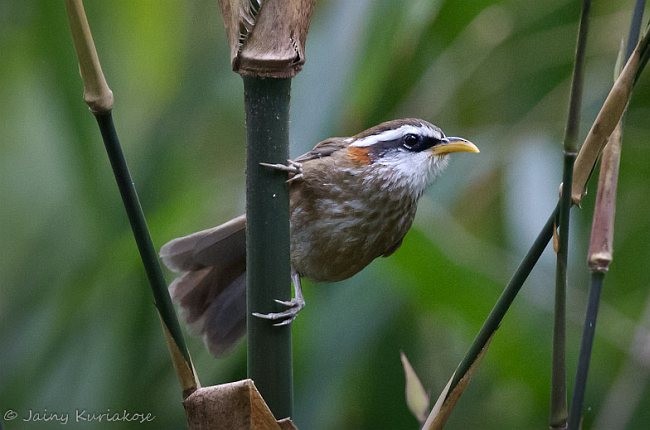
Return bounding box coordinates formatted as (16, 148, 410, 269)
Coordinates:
(402, 134, 419, 150)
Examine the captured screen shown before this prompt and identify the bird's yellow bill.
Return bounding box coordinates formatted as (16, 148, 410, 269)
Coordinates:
(432, 137, 480, 155)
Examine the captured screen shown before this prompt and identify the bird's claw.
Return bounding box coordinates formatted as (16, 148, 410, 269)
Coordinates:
(260, 159, 304, 183)
(252, 297, 305, 327)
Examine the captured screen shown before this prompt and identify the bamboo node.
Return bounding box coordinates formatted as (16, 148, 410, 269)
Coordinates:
(588, 251, 612, 272)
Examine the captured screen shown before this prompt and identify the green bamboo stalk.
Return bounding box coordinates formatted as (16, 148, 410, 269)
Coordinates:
(568, 2, 644, 422)
(64, 0, 198, 396)
(567, 271, 604, 430)
(94, 112, 195, 367)
(446, 0, 587, 407)
(624, 0, 646, 60)
(550, 1, 591, 427)
(449, 205, 558, 393)
(550, 155, 573, 429)
(243, 77, 293, 419)
(562, 0, 591, 156)
(439, 4, 649, 424)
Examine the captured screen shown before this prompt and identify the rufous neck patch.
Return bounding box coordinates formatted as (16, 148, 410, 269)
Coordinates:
(347, 146, 371, 165)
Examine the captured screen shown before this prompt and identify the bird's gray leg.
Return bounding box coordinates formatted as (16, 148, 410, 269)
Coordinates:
(259, 159, 304, 182)
(252, 269, 305, 326)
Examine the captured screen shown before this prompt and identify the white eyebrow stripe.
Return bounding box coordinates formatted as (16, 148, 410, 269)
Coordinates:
(350, 124, 442, 147)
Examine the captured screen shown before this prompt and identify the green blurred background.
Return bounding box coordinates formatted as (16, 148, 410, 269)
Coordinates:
(2, 0, 650, 428)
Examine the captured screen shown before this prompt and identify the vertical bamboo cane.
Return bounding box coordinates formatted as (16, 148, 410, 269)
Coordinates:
(216, 0, 315, 420)
(568, 6, 647, 425)
(244, 77, 293, 418)
(550, 1, 591, 427)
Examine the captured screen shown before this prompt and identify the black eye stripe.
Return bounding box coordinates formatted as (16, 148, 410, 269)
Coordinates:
(402, 134, 441, 152)
(365, 134, 443, 160)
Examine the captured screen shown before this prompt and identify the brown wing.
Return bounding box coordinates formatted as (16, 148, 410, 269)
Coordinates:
(294, 137, 350, 163)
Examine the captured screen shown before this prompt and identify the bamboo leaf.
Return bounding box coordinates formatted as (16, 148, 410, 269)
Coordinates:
(400, 352, 430, 424)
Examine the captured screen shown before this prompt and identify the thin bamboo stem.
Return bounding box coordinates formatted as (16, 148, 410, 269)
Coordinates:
(568, 1, 643, 422)
(441, 2, 649, 424)
(449, 205, 558, 392)
(567, 272, 604, 430)
(550, 2, 591, 426)
(94, 113, 197, 393)
(625, 0, 646, 60)
(550, 154, 574, 429)
(243, 77, 293, 419)
(64, 0, 197, 396)
(563, 0, 591, 156)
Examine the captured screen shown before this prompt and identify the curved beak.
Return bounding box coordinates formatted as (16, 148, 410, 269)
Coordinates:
(431, 137, 480, 155)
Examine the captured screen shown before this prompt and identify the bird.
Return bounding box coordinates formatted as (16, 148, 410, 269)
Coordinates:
(160, 118, 479, 357)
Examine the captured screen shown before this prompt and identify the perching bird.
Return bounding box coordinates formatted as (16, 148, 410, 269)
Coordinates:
(160, 118, 479, 357)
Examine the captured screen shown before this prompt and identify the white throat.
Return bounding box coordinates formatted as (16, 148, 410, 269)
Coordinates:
(370, 152, 449, 199)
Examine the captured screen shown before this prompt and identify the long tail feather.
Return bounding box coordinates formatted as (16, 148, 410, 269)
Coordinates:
(160, 215, 247, 357)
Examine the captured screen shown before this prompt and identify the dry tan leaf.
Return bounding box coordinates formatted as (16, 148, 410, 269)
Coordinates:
(159, 313, 200, 397)
(400, 352, 431, 424)
(571, 27, 649, 204)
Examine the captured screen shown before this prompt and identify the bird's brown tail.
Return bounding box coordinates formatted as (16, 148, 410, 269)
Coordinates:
(159, 215, 247, 357)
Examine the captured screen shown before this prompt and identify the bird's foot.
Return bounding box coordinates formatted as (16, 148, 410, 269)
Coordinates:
(253, 270, 306, 326)
(252, 296, 305, 327)
(260, 159, 304, 182)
